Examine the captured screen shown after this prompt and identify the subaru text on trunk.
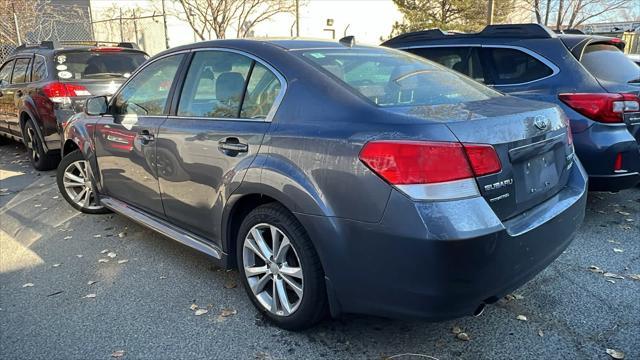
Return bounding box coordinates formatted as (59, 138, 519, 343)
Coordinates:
(56, 39, 588, 330)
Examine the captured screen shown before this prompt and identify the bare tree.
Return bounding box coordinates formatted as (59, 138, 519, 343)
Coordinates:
(520, 0, 633, 29)
(176, 0, 296, 40)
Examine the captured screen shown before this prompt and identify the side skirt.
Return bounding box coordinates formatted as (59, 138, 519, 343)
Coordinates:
(101, 196, 226, 264)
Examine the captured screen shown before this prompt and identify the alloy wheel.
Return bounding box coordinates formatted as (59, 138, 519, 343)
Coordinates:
(25, 127, 40, 163)
(62, 160, 104, 210)
(242, 223, 304, 316)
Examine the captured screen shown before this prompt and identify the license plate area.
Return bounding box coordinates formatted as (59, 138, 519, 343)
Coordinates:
(512, 150, 561, 204)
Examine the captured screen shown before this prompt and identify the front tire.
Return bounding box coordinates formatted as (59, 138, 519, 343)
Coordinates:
(56, 150, 110, 214)
(237, 203, 327, 330)
(23, 119, 59, 171)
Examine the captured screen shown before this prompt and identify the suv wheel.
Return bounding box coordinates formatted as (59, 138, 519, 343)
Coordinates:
(56, 150, 109, 214)
(23, 119, 58, 171)
(237, 203, 327, 330)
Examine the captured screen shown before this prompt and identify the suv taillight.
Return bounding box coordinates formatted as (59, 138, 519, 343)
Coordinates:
(359, 140, 501, 200)
(42, 82, 91, 103)
(559, 93, 640, 123)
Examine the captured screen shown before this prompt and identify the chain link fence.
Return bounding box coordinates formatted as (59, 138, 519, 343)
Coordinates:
(1, 1, 92, 62)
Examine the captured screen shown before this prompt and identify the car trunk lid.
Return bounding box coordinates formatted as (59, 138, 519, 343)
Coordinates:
(386, 96, 574, 220)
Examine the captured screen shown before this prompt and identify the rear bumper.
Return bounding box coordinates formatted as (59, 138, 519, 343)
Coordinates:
(297, 161, 588, 320)
(573, 123, 640, 191)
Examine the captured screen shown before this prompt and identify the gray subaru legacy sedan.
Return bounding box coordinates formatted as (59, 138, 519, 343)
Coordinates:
(56, 39, 588, 330)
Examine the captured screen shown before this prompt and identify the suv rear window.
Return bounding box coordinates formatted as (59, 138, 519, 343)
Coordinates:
(300, 48, 499, 107)
(581, 44, 640, 84)
(55, 50, 147, 80)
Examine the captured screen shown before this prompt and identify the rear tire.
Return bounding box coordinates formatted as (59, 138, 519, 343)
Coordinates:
(237, 203, 327, 330)
(56, 150, 110, 214)
(23, 119, 58, 171)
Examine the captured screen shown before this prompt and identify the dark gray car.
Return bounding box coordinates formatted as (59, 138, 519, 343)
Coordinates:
(57, 39, 588, 330)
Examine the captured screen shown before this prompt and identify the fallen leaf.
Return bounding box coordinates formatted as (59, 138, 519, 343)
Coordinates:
(100, 249, 109, 254)
(617, 211, 631, 216)
(160, 276, 167, 280)
(606, 348, 625, 359)
(456, 332, 470, 341)
(604, 272, 625, 280)
(52, 263, 61, 268)
(223, 280, 237, 289)
(628, 274, 640, 281)
(625, 218, 634, 222)
(194, 309, 208, 316)
(63, 236, 73, 240)
(111, 350, 125, 358)
(98, 259, 109, 263)
(87, 281, 97, 285)
(76, 254, 83, 258)
(220, 308, 237, 317)
(516, 315, 528, 321)
(608, 240, 621, 244)
(22, 283, 34, 288)
(118, 232, 127, 238)
(538, 329, 544, 337)
(107, 252, 117, 258)
(52, 196, 59, 199)
(117, 259, 128, 264)
(84, 293, 96, 298)
(606, 279, 616, 284)
(588, 265, 604, 274)
(613, 248, 624, 253)
(513, 294, 524, 300)
(93, 234, 102, 238)
(190, 304, 198, 311)
(451, 326, 462, 335)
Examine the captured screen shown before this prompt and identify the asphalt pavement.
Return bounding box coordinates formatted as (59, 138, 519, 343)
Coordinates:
(1, 140, 638, 360)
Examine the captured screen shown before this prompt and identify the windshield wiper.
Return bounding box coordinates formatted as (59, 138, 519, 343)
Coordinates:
(627, 78, 640, 84)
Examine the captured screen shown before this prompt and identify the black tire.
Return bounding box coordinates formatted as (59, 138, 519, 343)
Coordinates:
(237, 203, 327, 330)
(23, 119, 59, 171)
(56, 150, 110, 214)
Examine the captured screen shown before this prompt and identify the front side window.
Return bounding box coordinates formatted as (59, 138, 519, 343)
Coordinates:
(11, 58, 31, 84)
(409, 47, 485, 83)
(178, 51, 252, 118)
(300, 47, 498, 107)
(484, 48, 553, 85)
(113, 54, 184, 116)
(31, 55, 47, 82)
(581, 43, 640, 84)
(0, 60, 14, 86)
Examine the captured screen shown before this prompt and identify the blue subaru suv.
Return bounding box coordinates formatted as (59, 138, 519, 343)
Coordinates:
(383, 24, 640, 191)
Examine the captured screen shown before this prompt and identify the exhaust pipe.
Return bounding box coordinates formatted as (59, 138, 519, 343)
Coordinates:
(473, 303, 486, 317)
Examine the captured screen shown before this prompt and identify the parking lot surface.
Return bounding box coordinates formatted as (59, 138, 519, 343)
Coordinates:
(1, 141, 638, 360)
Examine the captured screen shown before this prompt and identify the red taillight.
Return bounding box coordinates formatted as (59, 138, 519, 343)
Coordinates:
(90, 47, 123, 52)
(463, 144, 502, 177)
(559, 93, 640, 123)
(42, 82, 91, 103)
(614, 153, 623, 171)
(359, 140, 501, 185)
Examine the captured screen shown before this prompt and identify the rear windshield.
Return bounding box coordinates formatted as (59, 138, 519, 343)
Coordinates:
(54, 50, 148, 80)
(581, 44, 640, 84)
(299, 47, 500, 107)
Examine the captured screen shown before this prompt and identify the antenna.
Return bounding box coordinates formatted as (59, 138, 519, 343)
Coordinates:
(339, 35, 355, 48)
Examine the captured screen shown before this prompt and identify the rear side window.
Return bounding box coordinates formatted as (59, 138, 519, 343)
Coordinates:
(177, 51, 252, 118)
(31, 55, 47, 82)
(11, 58, 31, 84)
(408, 47, 485, 83)
(484, 48, 553, 85)
(113, 54, 184, 116)
(300, 48, 499, 107)
(581, 44, 640, 84)
(240, 62, 281, 119)
(0, 60, 14, 86)
(55, 51, 147, 80)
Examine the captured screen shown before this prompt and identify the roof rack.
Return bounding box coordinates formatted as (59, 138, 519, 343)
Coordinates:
(382, 23, 557, 45)
(56, 41, 140, 50)
(14, 41, 55, 52)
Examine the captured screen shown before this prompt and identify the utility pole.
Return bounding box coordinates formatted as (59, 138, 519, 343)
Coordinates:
(487, 0, 495, 25)
(12, 2, 21, 44)
(295, 0, 300, 37)
(162, 0, 170, 49)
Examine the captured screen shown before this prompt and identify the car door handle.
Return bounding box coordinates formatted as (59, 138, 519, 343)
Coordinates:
(137, 130, 155, 144)
(218, 138, 248, 153)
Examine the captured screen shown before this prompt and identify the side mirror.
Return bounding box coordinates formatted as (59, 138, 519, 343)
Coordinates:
(85, 96, 109, 116)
